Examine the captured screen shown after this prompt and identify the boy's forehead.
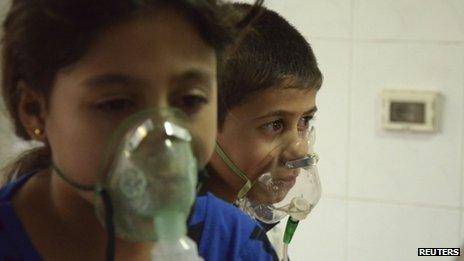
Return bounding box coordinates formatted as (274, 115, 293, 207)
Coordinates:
(235, 87, 317, 118)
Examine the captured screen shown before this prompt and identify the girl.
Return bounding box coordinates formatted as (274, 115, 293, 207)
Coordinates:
(0, 0, 277, 260)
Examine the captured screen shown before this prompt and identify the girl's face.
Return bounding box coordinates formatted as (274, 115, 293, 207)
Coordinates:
(210, 87, 317, 199)
(42, 9, 217, 187)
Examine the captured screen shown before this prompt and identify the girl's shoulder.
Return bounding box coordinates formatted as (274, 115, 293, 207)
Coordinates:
(0, 174, 33, 201)
(0, 173, 42, 260)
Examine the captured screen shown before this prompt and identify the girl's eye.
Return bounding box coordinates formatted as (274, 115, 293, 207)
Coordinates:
(95, 99, 135, 114)
(261, 119, 284, 136)
(178, 95, 208, 114)
(297, 115, 314, 131)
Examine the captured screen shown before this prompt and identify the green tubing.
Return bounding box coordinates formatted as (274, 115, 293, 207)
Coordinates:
(283, 217, 300, 244)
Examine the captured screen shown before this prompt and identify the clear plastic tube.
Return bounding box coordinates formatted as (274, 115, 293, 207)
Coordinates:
(281, 243, 289, 261)
(281, 217, 299, 261)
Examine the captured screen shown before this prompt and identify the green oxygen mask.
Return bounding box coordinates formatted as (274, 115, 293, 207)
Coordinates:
(54, 108, 203, 260)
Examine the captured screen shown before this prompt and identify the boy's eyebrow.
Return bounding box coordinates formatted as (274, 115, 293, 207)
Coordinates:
(254, 106, 318, 120)
(82, 73, 149, 89)
(305, 107, 318, 115)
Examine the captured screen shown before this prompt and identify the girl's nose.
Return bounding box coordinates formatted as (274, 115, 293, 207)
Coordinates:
(146, 88, 169, 108)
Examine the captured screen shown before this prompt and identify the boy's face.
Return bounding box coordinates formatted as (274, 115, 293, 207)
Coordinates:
(43, 9, 217, 189)
(210, 87, 317, 200)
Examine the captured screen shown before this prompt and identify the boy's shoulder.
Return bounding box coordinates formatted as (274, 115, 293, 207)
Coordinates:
(190, 193, 278, 261)
(191, 192, 261, 236)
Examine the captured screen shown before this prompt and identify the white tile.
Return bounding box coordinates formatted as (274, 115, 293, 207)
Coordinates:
(288, 197, 346, 261)
(311, 40, 351, 197)
(347, 201, 461, 261)
(0, 0, 11, 17)
(349, 42, 464, 207)
(0, 113, 13, 155)
(460, 212, 464, 246)
(0, 100, 30, 169)
(0, 0, 11, 36)
(262, 0, 352, 39)
(354, 0, 464, 41)
(462, 75, 464, 214)
(0, 133, 16, 169)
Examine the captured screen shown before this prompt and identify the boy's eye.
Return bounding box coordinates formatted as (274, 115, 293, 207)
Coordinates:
(95, 99, 135, 114)
(261, 119, 284, 136)
(177, 94, 208, 114)
(297, 115, 313, 131)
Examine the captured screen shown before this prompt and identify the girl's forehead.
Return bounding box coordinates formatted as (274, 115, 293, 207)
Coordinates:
(55, 11, 217, 93)
(75, 12, 215, 71)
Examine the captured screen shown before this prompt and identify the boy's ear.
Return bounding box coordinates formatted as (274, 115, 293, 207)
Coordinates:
(17, 81, 48, 141)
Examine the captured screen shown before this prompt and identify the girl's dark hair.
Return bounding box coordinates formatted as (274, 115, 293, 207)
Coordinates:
(1, 0, 263, 183)
(218, 3, 323, 129)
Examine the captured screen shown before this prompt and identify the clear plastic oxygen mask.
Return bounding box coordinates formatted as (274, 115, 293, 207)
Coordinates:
(53, 108, 203, 261)
(223, 125, 322, 261)
(219, 126, 321, 224)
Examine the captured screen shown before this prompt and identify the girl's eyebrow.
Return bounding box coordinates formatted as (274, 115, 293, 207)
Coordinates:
(82, 69, 213, 91)
(253, 106, 318, 120)
(171, 69, 214, 94)
(82, 73, 149, 89)
(172, 69, 212, 86)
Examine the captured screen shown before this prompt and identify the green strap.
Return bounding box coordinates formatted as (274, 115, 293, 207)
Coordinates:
(215, 143, 253, 199)
(51, 164, 95, 191)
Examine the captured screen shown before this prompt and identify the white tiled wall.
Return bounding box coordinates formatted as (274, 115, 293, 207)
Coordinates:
(353, 0, 464, 42)
(290, 197, 347, 260)
(311, 40, 351, 198)
(0, 1, 463, 260)
(259, 0, 353, 39)
(347, 201, 461, 261)
(350, 42, 463, 208)
(251, 0, 464, 260)
(0, 0, 12, 169)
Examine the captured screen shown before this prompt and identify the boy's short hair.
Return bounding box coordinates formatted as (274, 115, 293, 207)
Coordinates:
(218, 4, 323, 128)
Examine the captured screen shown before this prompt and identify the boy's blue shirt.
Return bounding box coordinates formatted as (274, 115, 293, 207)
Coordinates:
(0, 173, 278, 261)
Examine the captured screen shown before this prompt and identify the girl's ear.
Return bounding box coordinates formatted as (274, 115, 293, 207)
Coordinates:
(17, 81, 48, 142)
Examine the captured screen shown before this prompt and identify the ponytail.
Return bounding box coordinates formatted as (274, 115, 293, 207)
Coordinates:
(0, 146, 51, 186)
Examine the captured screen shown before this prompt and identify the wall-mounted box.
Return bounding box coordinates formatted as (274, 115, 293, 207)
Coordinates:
(381, 90, 440, 132)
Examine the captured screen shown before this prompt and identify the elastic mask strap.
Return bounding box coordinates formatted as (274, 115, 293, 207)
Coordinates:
(51, 163, 94, 191)
(215, 143, 253, 199)
(100, 188, 115, 261)
(196, 168, 209, 194)
(51, 163, 115, 260)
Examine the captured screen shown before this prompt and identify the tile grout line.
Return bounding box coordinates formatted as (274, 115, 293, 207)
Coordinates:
(459, 51, 464, 244)
(323, 194, 462, 211)
(310, 36, 464, 45)
(345, 0, 356, 260)
(356, 38, 464, 45)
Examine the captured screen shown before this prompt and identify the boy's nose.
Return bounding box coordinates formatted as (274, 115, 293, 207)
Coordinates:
(280, 136, 309, 165)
